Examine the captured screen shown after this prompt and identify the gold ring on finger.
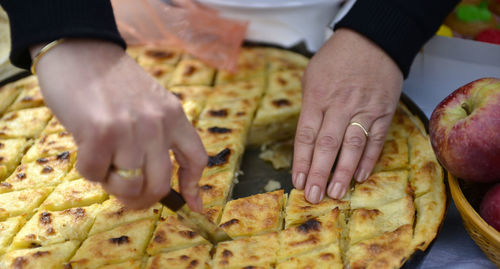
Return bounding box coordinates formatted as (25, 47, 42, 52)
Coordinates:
(349, 122, 369, 138)
(111, 166, 143, 180)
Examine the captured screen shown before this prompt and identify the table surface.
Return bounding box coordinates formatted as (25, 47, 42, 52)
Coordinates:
(403, 35, 500, 269)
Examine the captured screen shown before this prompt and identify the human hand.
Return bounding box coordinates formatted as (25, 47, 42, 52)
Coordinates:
(32, 39, 207, 211)
(292, 28, 403, 203)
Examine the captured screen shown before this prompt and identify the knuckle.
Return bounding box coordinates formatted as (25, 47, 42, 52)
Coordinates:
(369, 132, 387, 146)
(332, 166, 355, 183)
(316, 135, 340, 150)
(295, 127, 316, 145)
(294, 157, 311, 170)
(344, 135, 365, 150)
(363, 153, 379, 164)
(308, 170, 331, 182)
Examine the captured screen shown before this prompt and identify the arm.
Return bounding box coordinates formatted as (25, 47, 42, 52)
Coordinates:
(292, 0, 460, 203)
(2, 0, 207, 211)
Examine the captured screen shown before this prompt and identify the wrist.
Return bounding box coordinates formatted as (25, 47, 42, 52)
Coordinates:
(29, 38, 126, 75)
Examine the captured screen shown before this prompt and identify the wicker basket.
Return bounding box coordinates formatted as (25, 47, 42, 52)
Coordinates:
(448, 174, 500, 266)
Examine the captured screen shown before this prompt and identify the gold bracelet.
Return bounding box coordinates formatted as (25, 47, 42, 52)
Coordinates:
(30, 38, 66, 75)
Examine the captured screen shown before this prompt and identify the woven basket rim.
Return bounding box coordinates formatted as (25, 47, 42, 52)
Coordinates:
(448, 173, 500, 247)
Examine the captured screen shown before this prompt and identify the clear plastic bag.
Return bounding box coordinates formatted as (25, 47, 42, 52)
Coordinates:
(111, 0, 247, 72)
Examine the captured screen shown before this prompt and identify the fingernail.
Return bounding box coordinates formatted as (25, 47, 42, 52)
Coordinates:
(360, 172, 370, 183)
(296, 173, 306, 189)
(292, 173, 297, 185)
(355, 169, 365, 182)
(329, 182, 344, 199)
(308, 185, 322, 203)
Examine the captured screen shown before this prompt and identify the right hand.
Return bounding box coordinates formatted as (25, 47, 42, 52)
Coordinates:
(32, 38, 207, 211)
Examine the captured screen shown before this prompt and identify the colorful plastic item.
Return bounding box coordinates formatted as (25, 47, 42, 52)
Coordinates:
(436, 25, 454, 37)
(456, 4, 492, 22)
(476, 28, 500, 44)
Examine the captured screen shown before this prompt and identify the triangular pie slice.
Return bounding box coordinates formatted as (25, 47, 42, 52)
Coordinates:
(197, 122, 247, 151)
(10, 205, 100, 249)
(0, 138, 32, 180)
(145, 244, 212, 269)
(146, 208, 209, 256)
(141, 63, 175, 89)
(219, 190, 285, 238)
(346, 224, 413, 269)
(40, 116, 66, 135)
(22, 131, 77, 163)
(203, 143, 245, 177)
(131, 46, 182, 66)
(169, 59, 215, 87)
(212, 232, 279, 269)
(215, 47, 267, 86)
(350, 170, 410, 209)
(0, 151, 75, 193)
(68, 218, 155, 269)
(268, 70, 304, 93)
(0, 240, 79, 269)
(276, 244, 343, 269)
(348, 196, 415, 246)
(373, 138, 409, 172)
(266, 48, 309, 72)
(278, 208, 343, 262)
(97, 259, 143, 269)
(0, 107, 52, 139)
(89, 197, 161, 236)
(0, 187, 53, 221)
(0, 79, 22, 115)
(40, 178, 107, 211)
(0, 216, 26, 256)
(284, 189, 350, 228)
(6, 84, 44, 112)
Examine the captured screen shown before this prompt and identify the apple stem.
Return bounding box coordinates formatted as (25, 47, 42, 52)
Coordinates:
(461, 102, 471, 116)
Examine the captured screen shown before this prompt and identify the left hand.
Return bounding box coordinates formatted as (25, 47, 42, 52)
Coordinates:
(292, 28, 403, 203)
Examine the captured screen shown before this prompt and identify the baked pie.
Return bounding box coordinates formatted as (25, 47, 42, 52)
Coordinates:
(0, 46, 446, 269)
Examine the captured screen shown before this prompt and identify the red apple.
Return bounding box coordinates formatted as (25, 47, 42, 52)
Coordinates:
(429, 78, 500, 183)
(480, 184, 500, 232)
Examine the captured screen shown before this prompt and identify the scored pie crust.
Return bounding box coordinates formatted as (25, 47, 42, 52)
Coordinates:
(0, 46, 446, 268)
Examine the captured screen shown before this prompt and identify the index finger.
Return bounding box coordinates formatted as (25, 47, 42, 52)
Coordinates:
(292, 104, 323, 190)
(172, 120, 208, 213)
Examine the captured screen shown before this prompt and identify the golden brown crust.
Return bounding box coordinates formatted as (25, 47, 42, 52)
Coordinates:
(69, 218, 155, 269)
(285, 189, 349, 228)
(0, 107, 52, 139)
(373, 138, 409, 172)
(146, 214, 208, 256)
(278, 208, 343, 262)
(11, 205, 99, 249)
(1, 152, 75, 193)
(170, 59, 215, 87)
(350, 170, 410, 209)
(0, 240, 79, 269)
(145, 244, 212, 269)
(89, 198, 161, 236)
(219, 190, 284, 238)
(276, 244, 343, 269)
(347, 224, 413, 269)
(212, 232, 279, 269)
